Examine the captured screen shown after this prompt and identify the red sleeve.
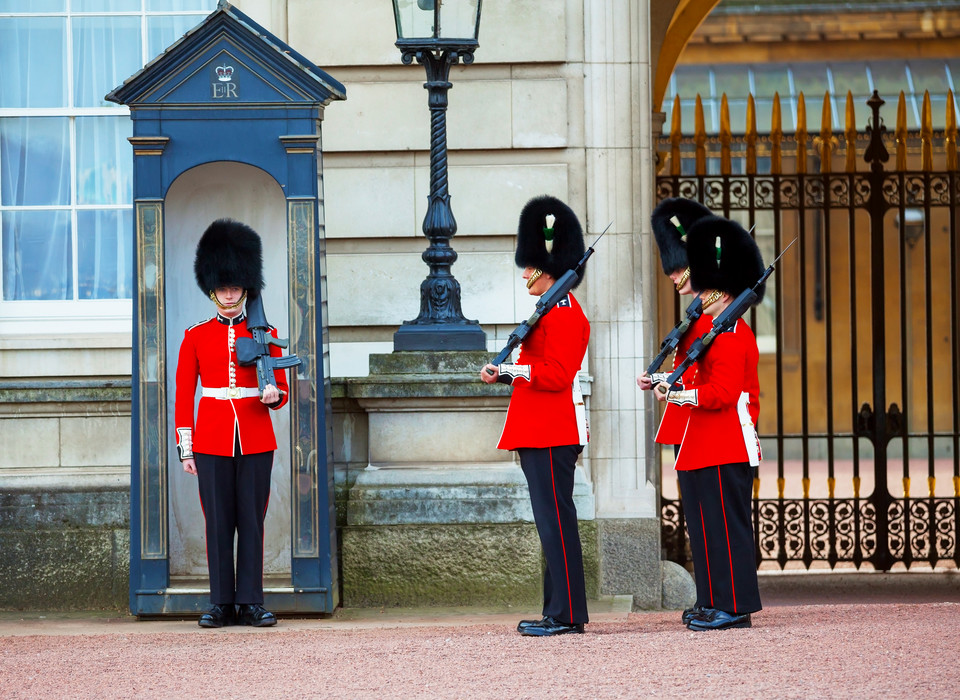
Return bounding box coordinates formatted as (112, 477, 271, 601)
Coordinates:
(174, 329, 199, 434)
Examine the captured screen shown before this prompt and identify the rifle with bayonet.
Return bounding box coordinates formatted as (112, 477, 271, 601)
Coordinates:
(235, 294, 303, 398)
(486, 222, 612, 374)
(656, 238, 797, 395)
(645, 296, 703, 375)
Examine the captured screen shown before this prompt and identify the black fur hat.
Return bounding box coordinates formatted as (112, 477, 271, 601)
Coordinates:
(193, 219, 264, 298)
(686, 215, 766, 304)
(651, 197, 713, 274)
(515, 195, 585, 287)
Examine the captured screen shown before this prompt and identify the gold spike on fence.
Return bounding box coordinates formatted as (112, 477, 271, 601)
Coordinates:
(921, 90, 933, 172)
(770, 92, 782, 175)
(947, 90, 958, 171)
(844, 91, 857, 173)
(664, 88, 960, 176)
(720, 94, 732, 175)
(746, 95, 757, 175)
(896, 91, 908, 171)
(695, 94, 706, 175)
(796, 92, 808, 174)
(815, 90, 836, 173)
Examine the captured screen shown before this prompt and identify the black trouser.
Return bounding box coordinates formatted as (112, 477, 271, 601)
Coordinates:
(678, 462, 762, 614)
(195, 447, 274, 605)
(518, 445, 589, 625)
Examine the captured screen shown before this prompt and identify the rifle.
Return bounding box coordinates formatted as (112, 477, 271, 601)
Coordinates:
(656, 237, 797, 395)
(645, 296, 703, 375)
(486, 222, 612, 374)
(235, 294, 303, 397)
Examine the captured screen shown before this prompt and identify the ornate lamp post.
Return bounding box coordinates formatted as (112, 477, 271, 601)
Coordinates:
(391, 0, 486, 351)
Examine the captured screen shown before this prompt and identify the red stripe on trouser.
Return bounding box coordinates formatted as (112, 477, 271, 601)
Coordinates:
(549, 447, 574, 619)
(716, 466, 738, 611)
(699, 502, 713, 607)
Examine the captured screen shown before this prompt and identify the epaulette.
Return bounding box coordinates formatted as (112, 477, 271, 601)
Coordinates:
(185, 316, 216, 332)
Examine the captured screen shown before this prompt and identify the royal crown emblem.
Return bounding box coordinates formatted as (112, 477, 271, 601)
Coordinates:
(215, 64, 234, 82)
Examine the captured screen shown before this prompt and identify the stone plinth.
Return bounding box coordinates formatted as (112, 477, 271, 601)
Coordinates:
(337, 350, 599, 608)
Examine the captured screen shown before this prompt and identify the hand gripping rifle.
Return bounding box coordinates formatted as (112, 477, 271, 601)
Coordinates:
(485, 222, 612, 374)
(655, 237, 797, 395)
(235, 294, 303, 397)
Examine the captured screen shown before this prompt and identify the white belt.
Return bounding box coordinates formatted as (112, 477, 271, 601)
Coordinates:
(201, 386, 260, 400)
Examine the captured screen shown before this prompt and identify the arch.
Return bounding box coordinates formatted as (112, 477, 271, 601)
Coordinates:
(653, 0, 722, 113)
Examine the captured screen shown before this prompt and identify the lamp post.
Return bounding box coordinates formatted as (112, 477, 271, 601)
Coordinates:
(391, 0, 486, 351)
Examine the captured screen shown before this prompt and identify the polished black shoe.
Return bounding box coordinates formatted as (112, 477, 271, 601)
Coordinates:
(681, 604, 705, 625)
(237, 603, 277, 627)
(519, 616, 585, 637)
(517, 616, 548, 632)
(686, 608, 751, 631)
(198, 604, 235, 628)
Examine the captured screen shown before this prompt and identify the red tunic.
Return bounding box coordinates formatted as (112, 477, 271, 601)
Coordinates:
(654, 311, 714, 445)
(674, 318, 761, 471)
(497, 293, 590, 450)
(175, 314, 290, 458)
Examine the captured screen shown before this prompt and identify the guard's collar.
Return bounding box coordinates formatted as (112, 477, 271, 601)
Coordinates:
(216, 312, 245, 325)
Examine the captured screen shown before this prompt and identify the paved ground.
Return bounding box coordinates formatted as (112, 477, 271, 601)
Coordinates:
(1, 571, 958, 699)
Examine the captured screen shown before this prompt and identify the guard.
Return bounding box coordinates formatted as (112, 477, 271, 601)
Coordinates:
(480, 195, 591, 636)
(654, 214, 765, 630)
(174, 219, 291, 628)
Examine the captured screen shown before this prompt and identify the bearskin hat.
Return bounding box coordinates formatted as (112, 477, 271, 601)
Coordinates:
(193, 219, 264, 299)
(515, 195, 586, 288)
(650, 197, 713, 275)
(686, 215, 766, 304)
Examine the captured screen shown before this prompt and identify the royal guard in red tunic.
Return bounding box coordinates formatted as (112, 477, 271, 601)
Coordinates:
(480, 195, 590, 637)
(654, 215, 766, 631)
(175, 219, 290, 629)
(638, 198, 715, 449)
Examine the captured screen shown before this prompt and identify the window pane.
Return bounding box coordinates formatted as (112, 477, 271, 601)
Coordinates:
(752, 65, 790, 99)
(830, 63, 870, 99)
(908, 60, 951, 96)
(714, 65, 750, 102)
(0, 17, 67, 108)
(77, 116, 133, 205)
(73, 16, 142, 107)
(78, 208, 132, 299)
(147, 14, 202, 58)
(70, 0, 140, 10)
(147, 0, 214, 10)
(0, 117, 70, 206)
(791, 64, 829, 99)
(0, 1, 65, 10)
(2, 210, 72, 301)
(673, 66, 712, 99)
(869, 61, 907, 101)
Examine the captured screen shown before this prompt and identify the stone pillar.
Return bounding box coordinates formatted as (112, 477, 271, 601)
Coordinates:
(581, 0, 672, 609)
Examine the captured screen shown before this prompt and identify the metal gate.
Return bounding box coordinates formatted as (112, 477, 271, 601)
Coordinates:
(657, 89, 960, 570)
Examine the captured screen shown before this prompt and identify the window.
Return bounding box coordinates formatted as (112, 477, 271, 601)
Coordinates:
(0, 0, 215, 333)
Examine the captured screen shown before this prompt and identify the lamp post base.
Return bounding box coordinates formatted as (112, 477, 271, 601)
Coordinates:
(393, 323, 487, 351)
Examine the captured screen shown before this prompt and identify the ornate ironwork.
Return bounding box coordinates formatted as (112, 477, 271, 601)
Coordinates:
(657, 89, 960, 572)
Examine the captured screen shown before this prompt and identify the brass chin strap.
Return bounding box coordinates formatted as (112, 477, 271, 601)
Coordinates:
(210, 289, 247, 310)
(526, 268, 543, 289)
(675, 267, 691, 291)
(701, 289, 723, 310)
